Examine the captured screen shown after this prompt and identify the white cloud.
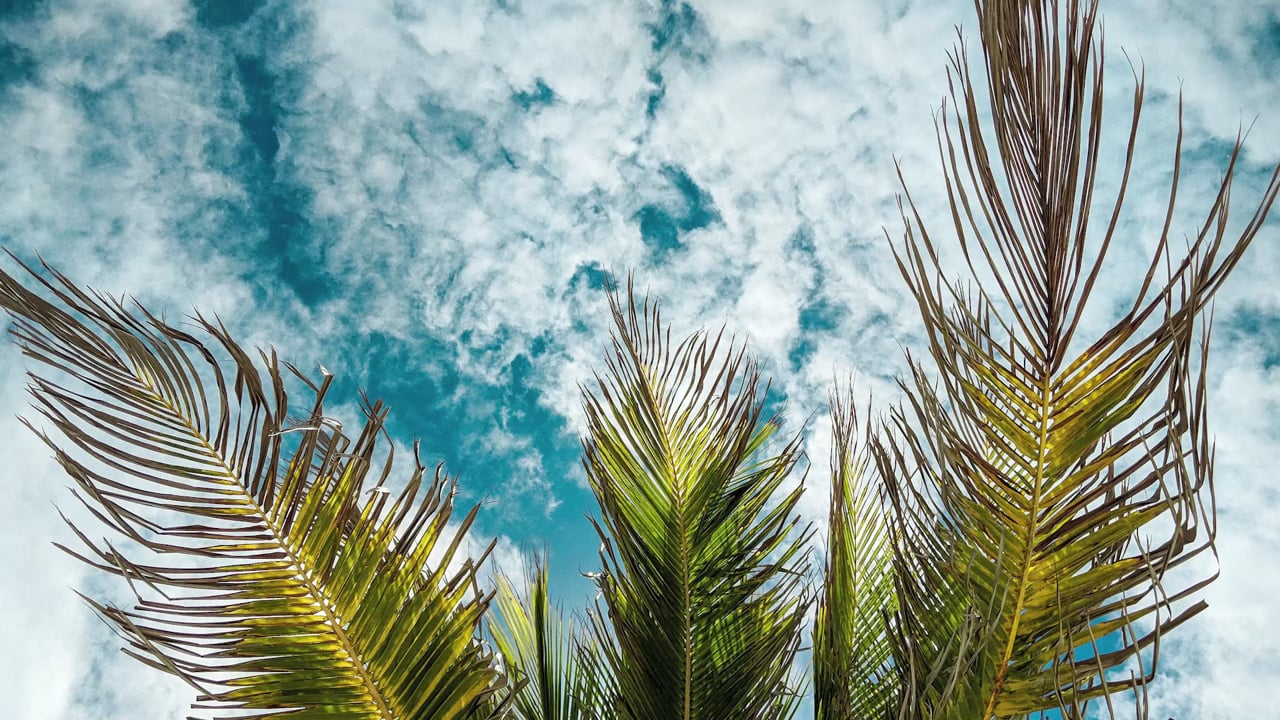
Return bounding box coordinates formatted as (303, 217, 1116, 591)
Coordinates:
(0, 348, 96, 719)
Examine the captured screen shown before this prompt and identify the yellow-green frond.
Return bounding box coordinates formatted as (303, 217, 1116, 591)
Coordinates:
(813, 387, 898, 720)
(0, 255, 508, 720)
(883, 1, 1279, 718)
(580, 278, 812, 720)
(487, 556, 599, 720)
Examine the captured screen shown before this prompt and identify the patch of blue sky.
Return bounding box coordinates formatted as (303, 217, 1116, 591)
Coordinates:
(648, 0, 712, 63)
(1246, 10, 1280, 69)
(640, 0, 711, 125)
(0, 37, 36, 99)
(230, 54, 338, 305)
(634, 164, 721, 257)
(191, 0, 261, 30)
(512, 77, 556, 110)
(571, 260, 611, 292)
(1223, 304, 1280, 369)
(0, 0, 40, 22)
(644, 68, 665, 119)
(788, 226, 848, 371)
(52, 0, 333, 311)
(791, 296, 845, 371)
(495, 337, 609, 590)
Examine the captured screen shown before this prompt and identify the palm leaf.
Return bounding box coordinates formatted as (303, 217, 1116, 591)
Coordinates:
(0, 254, 509, 719)
(813, 387, 897, 720)
(579, 279, 812, 720)
(880, 1, 1280, 718)
(486, 555, 599, 720)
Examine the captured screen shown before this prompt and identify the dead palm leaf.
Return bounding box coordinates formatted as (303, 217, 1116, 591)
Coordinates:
(877, 1, 1279, 718)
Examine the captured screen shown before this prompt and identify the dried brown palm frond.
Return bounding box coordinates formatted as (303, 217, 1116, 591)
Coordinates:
(873, 0, 1280, 718)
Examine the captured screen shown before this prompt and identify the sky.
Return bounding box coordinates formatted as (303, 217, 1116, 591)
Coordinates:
(0, 0, 1277, 718)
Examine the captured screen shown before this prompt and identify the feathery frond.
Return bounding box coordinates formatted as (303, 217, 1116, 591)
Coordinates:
(0, 254, 508, 719)
(881, 1, 1280, 718)
(813, 387, 898, 720)
(487, 556, 599, 720)
(580, 280, 812, 720)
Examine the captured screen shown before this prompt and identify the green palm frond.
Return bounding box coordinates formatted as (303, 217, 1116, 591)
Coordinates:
(813, 388, 897, 720)
(486, 556, 599, 720)
(880, 1, 1280, 718)
(0, 255, 509, 719)
(580, 280, 812, 720)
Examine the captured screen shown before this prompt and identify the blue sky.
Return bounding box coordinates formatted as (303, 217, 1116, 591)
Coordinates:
(0, 1, 1277, 718)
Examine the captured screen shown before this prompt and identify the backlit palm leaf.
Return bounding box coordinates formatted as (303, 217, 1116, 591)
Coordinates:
(880, 1, 1280, 718)
(580, 281, 811, 720)
(485, 556, 598, 720)
(0, 255, 508, 719)
(813, 388, 897, 720)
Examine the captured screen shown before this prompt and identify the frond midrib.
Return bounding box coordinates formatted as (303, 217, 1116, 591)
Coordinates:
(633, 355, 695, 720)
(980, 364, 1053, 718)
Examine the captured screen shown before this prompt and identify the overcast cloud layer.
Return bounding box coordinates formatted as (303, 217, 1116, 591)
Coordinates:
(1, 1, 1277, 718)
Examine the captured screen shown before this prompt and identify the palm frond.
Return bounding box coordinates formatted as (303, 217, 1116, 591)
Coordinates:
(881, 1, 1280, 718)
(486, 555, 599, 720)
(0, 254, 508, 719)
(813, 387, 898, 720)
(580, 279, 812, 720)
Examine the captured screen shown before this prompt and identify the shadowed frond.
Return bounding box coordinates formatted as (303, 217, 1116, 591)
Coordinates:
(881, 1, 1280, 718)
(486, 556, 599, 720)
(0, 255, 509, 720)
(580, 280, 812, 720)
(813, 387, 898, 720)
